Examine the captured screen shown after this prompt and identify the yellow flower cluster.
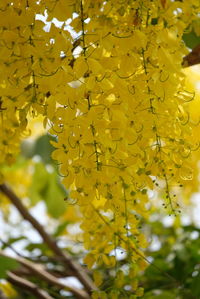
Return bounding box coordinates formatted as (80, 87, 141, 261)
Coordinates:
(0, 0, 200, 296)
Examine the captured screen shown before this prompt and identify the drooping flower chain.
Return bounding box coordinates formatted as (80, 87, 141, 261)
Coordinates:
(0, 0, 199, 296)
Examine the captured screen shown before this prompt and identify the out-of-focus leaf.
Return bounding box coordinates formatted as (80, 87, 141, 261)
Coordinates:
(25, 242, 49, 254)
(33, 134, 56, 164)
(191, 272, 200, 297)
(29, 162, 67, 217)
(0, 256, 19, 278)
(53, 220, 69, 237)
(1, 237, 26, 250)
(21, 134, 56, 164)
(21, 139, 35, 159)
(29, 163, 49, 205)
(44, 172, 67, 218)
(143, 290, 177, 299)
(183, 30, 200, 49)
(145, 259, 169, 277)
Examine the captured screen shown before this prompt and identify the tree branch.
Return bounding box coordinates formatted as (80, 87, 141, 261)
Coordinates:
(7, 271, 53, 299)
(0, 251, 89, 299)
(12, 267, 74, 279)
(182, 44, 200, 67)
(0, 183, 96, 295)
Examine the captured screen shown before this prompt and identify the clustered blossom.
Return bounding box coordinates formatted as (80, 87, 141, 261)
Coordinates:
(0, 0, 200, 297)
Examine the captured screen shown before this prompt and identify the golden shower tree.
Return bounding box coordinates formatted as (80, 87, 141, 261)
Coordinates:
(1, 0, 200, 298)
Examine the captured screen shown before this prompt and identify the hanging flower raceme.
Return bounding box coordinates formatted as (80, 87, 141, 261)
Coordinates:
(0, 0, 200, 297)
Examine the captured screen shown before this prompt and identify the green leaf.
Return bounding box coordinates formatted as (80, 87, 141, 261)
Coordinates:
(44, 172, 67, 218)
(191, 272, 200, 297)
(33, 134, 56, 164)
(21, 134, 56, 164)
(183, 30, 200, 49)
(143, 290, 177, 299)
(20, 139, 35, 159)
(28, 161, 67, 217)
(25, 242, 49, 254)
(29, 163, 49, 205)
(1, 237, 26, 250)
(53, 220, 69, 237)
(0, 256, 19, 278)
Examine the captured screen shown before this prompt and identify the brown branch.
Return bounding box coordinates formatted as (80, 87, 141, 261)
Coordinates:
(182, 44, 200, 67)
(13, 267, 74, 279)
(0, 251, 89, 299)
(0, 183, 96, 295)
(7, 271, 53, 299)
(0, 238, 25, 258)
